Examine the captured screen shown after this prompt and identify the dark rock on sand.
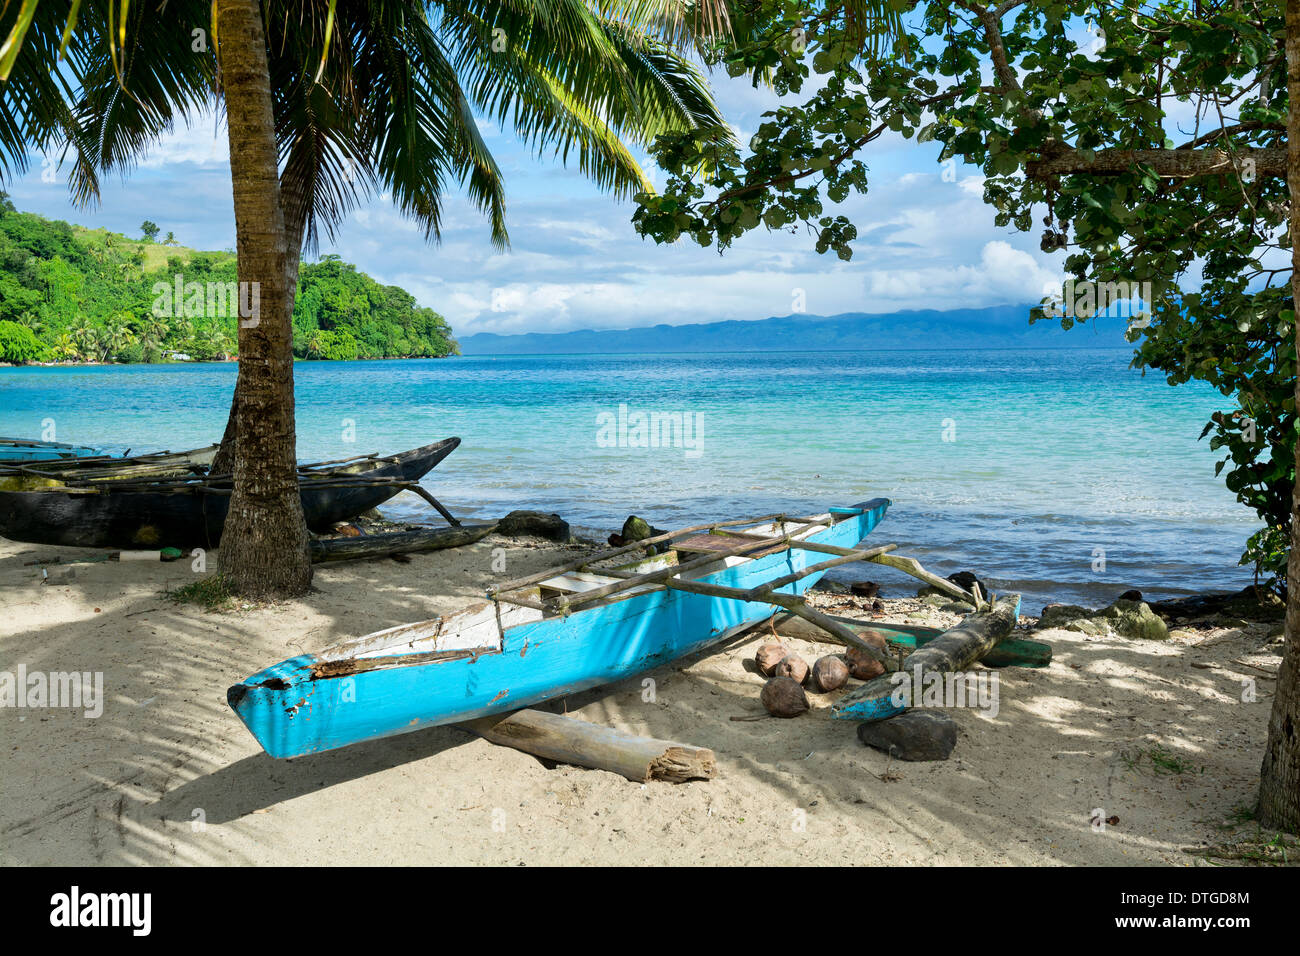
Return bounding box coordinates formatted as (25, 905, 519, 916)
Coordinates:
(608, 515, 668, 551)
(857, 711, 959, 761)
(1147, 586, 1284, 622)
(497, 510, 571, 542)
(947, 570, 988, 596)
(1039, 603, 1092, 628)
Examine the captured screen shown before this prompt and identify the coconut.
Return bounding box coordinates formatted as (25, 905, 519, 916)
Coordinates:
(811, 655, 849, 692)
(774, 654, 809, 685)
(760, 676, 808, 717)
(755, 642, 790, 676)
(846, 632, 887, 680)
(857, 628, 888, 652)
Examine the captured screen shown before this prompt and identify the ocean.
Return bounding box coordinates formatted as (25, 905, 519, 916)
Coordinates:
(0, 348, 1260, 610)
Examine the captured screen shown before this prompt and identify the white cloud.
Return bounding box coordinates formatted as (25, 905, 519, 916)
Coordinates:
(135, 108, 229, 169)
(863, 240, 1062, 310)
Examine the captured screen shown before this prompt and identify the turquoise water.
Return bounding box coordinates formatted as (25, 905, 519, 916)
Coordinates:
(0, 350, 1259, 609)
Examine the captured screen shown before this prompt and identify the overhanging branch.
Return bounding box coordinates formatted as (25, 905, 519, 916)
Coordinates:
(1025, 146, 1286, 180)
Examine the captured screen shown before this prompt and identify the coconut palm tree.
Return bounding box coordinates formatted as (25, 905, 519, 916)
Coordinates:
(170, 315, 194, 348)
(50, 332, 79, 361)
(15, 310, 41, 336)
(68, 315, 96, 356)
(304, 329, 327, 360)
(99, 316, 135, 361)
(134, 313, 167, 361)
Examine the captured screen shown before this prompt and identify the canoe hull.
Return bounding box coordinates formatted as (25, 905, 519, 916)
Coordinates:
(0, 445, 218, 479)
(0, 438, 102, 461)
(228, 500, 890, 758)
(0, 438, 459, 549)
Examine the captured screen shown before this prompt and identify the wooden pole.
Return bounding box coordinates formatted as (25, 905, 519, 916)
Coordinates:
(399, 483, 462, 527)
(461, 709, 717, 783)
(771, 612, 1051, 669)
(860, 551, 979, 606)
(785, 540, 978, 605)
(309, 523, 495, 563)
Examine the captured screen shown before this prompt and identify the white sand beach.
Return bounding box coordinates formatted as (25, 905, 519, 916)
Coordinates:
(0, 534, 1283, 866)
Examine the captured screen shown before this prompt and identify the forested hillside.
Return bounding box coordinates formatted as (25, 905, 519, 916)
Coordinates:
(0, 196, 457, 363)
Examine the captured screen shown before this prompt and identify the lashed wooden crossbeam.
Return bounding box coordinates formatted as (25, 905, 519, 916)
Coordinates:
(599, 541, 897, 600)
(645, 575, 890, 663)
(585, 536, 985, 660)
(487, 512, 828, 597)
(775, 539, 979, 607)
(675, 534, 972, 599)
(749, 543, 899, 596)
(537, 516, 833, 612)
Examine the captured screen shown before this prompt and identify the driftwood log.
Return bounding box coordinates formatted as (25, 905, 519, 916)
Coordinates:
(309, 523, 496, 563)
(830, 594, 1022, 722)
(461, 708, 717, 783)
(771, 612, 1050, 669)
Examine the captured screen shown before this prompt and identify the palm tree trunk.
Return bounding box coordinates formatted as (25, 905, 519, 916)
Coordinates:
(1259, 0, 1300, 832)
(214, 0, 312, 597)
(210, 158, 312, 478)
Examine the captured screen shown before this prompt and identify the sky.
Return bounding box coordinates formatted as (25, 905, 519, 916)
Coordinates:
(4, 63, 1071, 339)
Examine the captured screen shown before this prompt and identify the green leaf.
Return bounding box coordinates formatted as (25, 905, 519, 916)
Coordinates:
(0, 0, 40, 82)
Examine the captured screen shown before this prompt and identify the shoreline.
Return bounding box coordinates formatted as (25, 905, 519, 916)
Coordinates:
(2, 353, 459, 369)
(0, 530, 1284, 866)
(0, 343, 1151, 370)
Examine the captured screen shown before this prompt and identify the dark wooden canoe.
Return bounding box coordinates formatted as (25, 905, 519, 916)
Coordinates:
(0, 438, 460, 550)
(309, 522, 496, 563)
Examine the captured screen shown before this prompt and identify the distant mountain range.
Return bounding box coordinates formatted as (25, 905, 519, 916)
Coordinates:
(457, 305, 1133, 354)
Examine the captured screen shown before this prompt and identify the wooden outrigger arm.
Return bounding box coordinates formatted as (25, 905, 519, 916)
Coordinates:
(783, 540, 982, 609)
(541, 516, 834, 612)
(647, 572, 894, 662)
(487, 511, 819, 596)
(866, 551, 982, 609)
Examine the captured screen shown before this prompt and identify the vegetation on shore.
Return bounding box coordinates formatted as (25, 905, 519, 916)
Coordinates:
(0, 197, 458, 364)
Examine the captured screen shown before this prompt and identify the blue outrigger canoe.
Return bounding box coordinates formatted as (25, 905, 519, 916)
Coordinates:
(0, 437, 104, 461)
(228, 499, 892, 758)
